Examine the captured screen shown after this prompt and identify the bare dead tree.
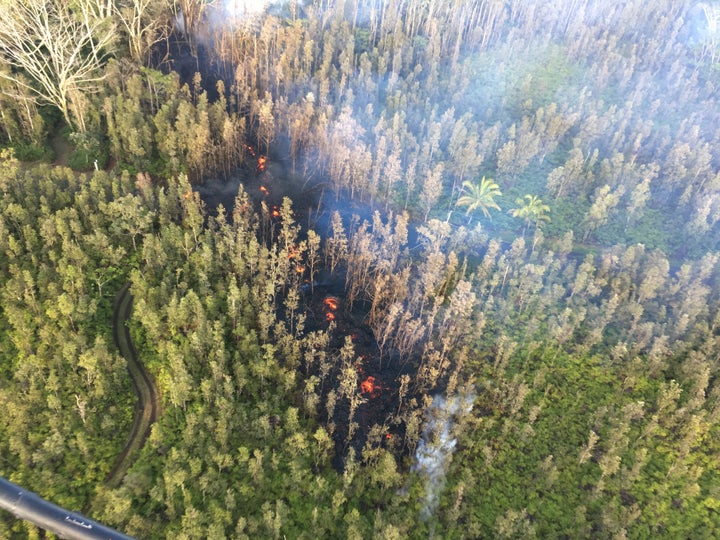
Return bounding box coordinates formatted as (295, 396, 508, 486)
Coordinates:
(115, 0, 173, 65)
(0, 0, 116, 131)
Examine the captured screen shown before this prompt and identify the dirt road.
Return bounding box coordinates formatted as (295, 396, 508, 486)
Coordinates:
(105, 284, 160, 487)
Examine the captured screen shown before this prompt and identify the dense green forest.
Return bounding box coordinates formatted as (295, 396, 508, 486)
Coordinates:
(1, 0, 720, 537)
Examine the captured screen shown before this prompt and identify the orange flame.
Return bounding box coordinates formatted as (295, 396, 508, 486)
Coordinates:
(246, 145, 256, 157)
(295, 264, 305, 274)
(360, 376, 381, 396)
(385, 433, 393, 440)
(260, 185, 269, 196)
(271, 205, 280, 218)
(323, 297, 339, 322)
(257, 156, 267, 172)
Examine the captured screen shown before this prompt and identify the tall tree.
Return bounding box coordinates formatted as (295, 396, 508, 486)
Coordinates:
(115, 0, 171, 65)
(509, 194, 550, 236)
(0, 0, 116, 131)
(455, 176, 502, 223)
(173, 0, 213, 58)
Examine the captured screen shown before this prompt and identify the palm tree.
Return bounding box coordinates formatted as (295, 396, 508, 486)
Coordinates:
(454, 176, 502, 223)
(509, 194, 550, 236)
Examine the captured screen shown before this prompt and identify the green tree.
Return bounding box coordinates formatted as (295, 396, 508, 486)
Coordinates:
(455, 176, 502, 223)
(510, 194, 550, 236)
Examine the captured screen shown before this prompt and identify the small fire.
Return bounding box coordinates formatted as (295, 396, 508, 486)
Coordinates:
(246, 145, 256, 157)
(360, 376, 381, 397)
(257, 155, 267, 172)
(295, 264, 305, 274)
(323, 296, 339, 323)
(271, 205, 280, 218)
(259, 185, 269, 196)
(385, 433, 393, 440)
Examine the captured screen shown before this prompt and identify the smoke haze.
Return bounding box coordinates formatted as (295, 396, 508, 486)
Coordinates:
(413, 394, 475, 520)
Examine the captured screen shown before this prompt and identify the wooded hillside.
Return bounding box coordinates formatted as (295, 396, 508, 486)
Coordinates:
(1, 0, 720, 537)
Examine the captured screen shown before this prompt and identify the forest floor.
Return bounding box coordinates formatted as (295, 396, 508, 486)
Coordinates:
(105, 283, 160, 487)
(49, 129, 70, 168)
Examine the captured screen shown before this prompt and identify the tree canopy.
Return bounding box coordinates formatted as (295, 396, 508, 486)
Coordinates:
(2, 0, 720, 538)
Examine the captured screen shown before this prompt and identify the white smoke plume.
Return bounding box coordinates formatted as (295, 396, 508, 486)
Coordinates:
(412, 393, 475, 520)
(223, 0, 275, 17)
(220, 0, 307, 20)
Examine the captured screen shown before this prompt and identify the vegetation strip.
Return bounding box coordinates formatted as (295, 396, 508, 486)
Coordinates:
(105, 284, 159, 487)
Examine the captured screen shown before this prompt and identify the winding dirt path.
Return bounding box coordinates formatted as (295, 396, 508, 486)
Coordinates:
(105, 283, 160, 487)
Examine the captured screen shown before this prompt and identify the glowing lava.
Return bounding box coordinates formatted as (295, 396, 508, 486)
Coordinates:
(323, 296, 339, 323)
(360, 376, 381, 397)
(288, 245, 300, 259)
(257, 155, 267, 172)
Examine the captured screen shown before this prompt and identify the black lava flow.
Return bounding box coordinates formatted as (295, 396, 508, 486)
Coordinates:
(303, 280, 412, 467)
(155, 24, 433, 468)
(196, 153, 435, 468)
